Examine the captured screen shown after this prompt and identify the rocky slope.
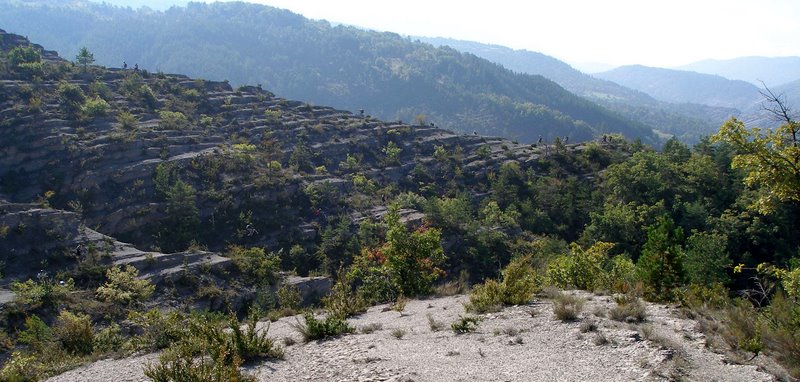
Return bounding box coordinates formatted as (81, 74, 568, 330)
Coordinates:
(0, 27, 622, 262)
(45, 292, 787, 382)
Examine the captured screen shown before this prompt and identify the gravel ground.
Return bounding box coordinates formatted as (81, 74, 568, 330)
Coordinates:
(46, 292, 780, 382)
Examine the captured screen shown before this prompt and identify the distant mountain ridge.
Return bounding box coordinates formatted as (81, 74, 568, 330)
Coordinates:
(595, 65, 761, 111)
(416, 37, 737, 142)
(676, 56, 800, 87)
(0, 0, 655, 144)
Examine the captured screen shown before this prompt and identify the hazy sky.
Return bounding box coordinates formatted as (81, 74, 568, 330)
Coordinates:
(235, 0, 800, 68)
(110, 0, 800, 69)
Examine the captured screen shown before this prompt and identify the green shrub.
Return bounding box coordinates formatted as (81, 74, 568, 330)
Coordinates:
(277, 284, 301, 311)
(467, 279, 504, 314)
(17, 315, 53, 352)
(227, 312, 284, 362)
(323, 268, 367, 319)
(144, 353, 255, 382)
(144, 311, 281, 382)
(350, 212, 446, 303)
(761, 292, 800, 377)
(81, 95, 110, 118)
(292, 313, 354, 342)
(678, 283, 730, 311)
(54, 311, 94, 355)
(451, 315, 481, 334)
(499, 256, 539, 305)
(96, 265, 155, 306)
(546, 242, 613, 292)
(0, 351, 44, 382)
(225, 246, 280, 286)
(467, 256, 539, 313)
(158, 110, 189, 130)
(128, 309, 187, 351)
(607, 255, 637, 292)
(552, 292, 585, 322)
(11, 277, 75, 309)
(93, 324, 124, 355)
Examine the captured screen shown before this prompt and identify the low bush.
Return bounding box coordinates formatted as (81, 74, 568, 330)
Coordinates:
(95, 265, 155, 306)
(467, 256, 539, 314)
(228, 312, 284, 362)
(144, 353, 254, 382)
(292, 313, 354, 342)
(53, 311, 94, 355)
(277, 284, 301, 312)
(323, 268, 367, 319)
(0, 351, 44, 382)
(722, 298, 762, 354)
(552, 292, 584, 322)
(467, 279, 504, 314)
(451, 315, 481, 334)
(609, 294, 647, 323)
(128, 309, 187, 351)
(760, 292, 800, 377)
(144, 311, 282, 382)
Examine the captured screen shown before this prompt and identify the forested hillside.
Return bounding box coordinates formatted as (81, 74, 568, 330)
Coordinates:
(0, 0, 655, 144)
(419, 37, 737, 142)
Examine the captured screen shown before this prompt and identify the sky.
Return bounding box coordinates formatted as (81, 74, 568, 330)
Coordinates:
(107, 0, 800, 70)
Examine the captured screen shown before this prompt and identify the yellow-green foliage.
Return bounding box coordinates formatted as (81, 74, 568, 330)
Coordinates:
(17, 315, 52, 352)
(54, 311, 94, 355)
(158, 110, 189, 130)
(116, 110, 139, 130)
(467, 256, 539, 313)
(467, 279, 504, 313)
(546, 242, 614, 291)
(0, 351, 43, 382)
(128, 309, 187, 351)
(96, 265, 155, 306)
(11, 277, 75, 309)
(81, 95, 110, 117)
(712, 117, 800, 213)
(225, 245, 280, 286)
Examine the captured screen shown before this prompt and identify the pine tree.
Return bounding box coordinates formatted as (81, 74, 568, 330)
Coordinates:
(637, 216, 685, 301)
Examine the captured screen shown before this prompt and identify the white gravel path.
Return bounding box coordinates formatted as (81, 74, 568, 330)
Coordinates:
(45, 292, 779, 382)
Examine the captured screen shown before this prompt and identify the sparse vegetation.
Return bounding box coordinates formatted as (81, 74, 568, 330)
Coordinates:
(552, 292, 585, 322)
(609, 294, 647, 323)
(292, 313, 354, 342)
(390, 328, 406, 339)
(451, 315, 482, 334)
